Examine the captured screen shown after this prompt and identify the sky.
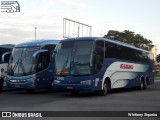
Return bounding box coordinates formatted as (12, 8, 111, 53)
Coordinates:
(0, 0, 160, 53)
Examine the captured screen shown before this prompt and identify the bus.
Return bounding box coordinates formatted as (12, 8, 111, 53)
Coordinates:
(53, 37, 154, 96)
(0, 44, 15, 91)
(6, 40, 59, 92)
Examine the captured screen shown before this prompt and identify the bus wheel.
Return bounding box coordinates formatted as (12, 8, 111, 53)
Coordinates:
(71, 90, 80, 96)
(99, 81, 108, 96)
(138, 79, 146, 90)
(26, 89, 35, 93)
(0, 86, 2, 92)
(0, 78, 4, 92)
(47, 88, 54, 92)
(143, 79, 147, 89)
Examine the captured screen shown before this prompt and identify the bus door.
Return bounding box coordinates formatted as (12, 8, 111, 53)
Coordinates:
(92, 40, 105, 89)
(35, 51, 51, 88)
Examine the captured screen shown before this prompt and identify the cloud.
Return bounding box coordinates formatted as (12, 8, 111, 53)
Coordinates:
(58, 0, 87, 10)
(0, 12, 63, 45)
(0, 0, 90, 45)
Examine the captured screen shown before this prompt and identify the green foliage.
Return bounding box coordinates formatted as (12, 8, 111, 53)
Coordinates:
(104, 30, 153, 50)
(157, 54, 160, 63)
(154, 75, 160, 80)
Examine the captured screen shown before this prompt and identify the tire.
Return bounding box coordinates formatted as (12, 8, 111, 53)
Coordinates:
(71, 90, 80, 96)
(26, 89, 35, 93)
(138, 79, 147, 90)
(0, 86, 2, 92)
(143, 79, 147, 89)
(99, 81, 108, 96)
(47, 87, 54, 92)
(0, 78, 4, 92)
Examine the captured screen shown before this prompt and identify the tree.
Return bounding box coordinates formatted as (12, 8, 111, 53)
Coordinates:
(157, 54, 160, 63)
(104, 30, 153, 50)
(155, 55, 160, 73)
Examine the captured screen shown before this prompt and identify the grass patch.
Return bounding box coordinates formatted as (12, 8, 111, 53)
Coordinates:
(154, 75, 160, 80)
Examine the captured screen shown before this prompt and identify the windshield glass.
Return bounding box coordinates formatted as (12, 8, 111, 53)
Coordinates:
(55, 40, 94, 76)
(8, 47, 39, 76)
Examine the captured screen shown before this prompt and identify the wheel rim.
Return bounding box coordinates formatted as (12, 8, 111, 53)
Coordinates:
(140, 81, 144, 89)
(103, 82, 108, 95)
(144, 80, 147, 89)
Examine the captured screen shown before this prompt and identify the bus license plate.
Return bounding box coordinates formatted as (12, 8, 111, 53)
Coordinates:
(67, 87, 73, 89)
(15, 85, 20, 88)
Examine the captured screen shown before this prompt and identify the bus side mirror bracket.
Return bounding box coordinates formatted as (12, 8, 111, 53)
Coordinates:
(2, 52, 11, 62)
(51, 51, 57, 59)
(33, 49, 48, 62)
(53, 51, 57, 54)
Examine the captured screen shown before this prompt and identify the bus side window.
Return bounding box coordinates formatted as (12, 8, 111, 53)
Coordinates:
(105, 42, 117, 58)
(41, 45, 56, 53)
(36, 52, 50, 72)
(94, 40, 105, 73)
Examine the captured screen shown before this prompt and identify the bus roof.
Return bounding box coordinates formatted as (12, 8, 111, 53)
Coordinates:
(62, 37, 151, 53)
(0, 44, 15, 49)
(15, 40, 59, 48)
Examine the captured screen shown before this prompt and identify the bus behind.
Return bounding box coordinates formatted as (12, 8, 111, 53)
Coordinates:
(0, 44, 15, 91)
(6, 40, 59, 92)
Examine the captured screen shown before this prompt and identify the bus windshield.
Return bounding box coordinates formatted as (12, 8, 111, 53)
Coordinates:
(8, 47, 39, 76)
(55, 40, 94, 76)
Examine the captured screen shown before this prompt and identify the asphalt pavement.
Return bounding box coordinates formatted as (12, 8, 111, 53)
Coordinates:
(0, 80, 160, 120)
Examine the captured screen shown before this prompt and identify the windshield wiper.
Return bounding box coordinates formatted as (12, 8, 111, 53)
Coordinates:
(10, 58, 26, 76)
(10, 58, 20, 75)
(19, 59, 26, 76)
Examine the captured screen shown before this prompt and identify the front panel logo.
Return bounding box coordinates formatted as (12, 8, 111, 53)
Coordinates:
(120, 64, 134, 70)
(1, 1, 20, 13)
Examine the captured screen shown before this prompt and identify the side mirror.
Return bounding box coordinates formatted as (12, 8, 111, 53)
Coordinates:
(2, 52, 11, 62)
(32, 49, 48, 62)
(51, 51, 57, 59)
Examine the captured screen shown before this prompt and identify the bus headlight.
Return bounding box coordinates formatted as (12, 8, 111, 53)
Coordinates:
(9, 79, 27, 83)
(54, 80, 61, 84)
(26, 77, 36, 82)
(80, 80, 91, 84)
(10, 80, 18, 83)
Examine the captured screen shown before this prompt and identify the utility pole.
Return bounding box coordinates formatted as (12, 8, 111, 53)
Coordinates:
(34, 27, 37, 40)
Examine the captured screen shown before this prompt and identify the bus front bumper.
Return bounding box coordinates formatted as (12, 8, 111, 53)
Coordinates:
(6, 80, 35, 89)
(53, 83, 92, 91)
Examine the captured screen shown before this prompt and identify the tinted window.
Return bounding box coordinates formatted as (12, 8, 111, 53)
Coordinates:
(94, 40, 105, 73)
(105, 41, 153, 63)
(36, 52, 50, 72)
(105, 42, 117, 58)
(41, 44, 56, 53)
